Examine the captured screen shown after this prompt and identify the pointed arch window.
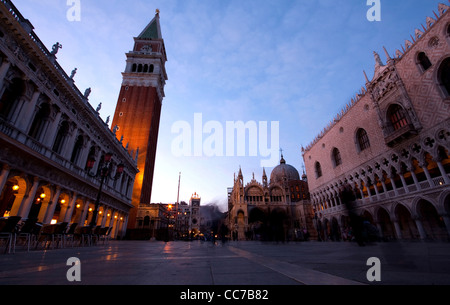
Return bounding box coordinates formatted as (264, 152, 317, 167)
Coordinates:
(356, 128, 370, 152)
(417, 52, 432, 72)
(315, 162, 322, 179)
(332, 147, 342, 167)
(387, 104, 408, 131)
(437, 57, 450, 97)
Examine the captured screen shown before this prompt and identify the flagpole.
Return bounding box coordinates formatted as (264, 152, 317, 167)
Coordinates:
(175, 172, 181, 237)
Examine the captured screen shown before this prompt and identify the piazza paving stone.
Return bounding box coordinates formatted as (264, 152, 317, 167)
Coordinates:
(0, 240, 450, 285)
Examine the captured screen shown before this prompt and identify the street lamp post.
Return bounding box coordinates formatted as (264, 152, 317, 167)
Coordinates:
(86, 152, 124, 228)
(314, 212, 322, 242)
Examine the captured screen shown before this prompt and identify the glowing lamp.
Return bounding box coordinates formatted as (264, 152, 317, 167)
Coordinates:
(86, 157, 96, 169)
(104, 153, 113, 163)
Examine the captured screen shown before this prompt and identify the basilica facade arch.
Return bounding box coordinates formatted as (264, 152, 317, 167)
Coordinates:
(227, 157, 315, 241)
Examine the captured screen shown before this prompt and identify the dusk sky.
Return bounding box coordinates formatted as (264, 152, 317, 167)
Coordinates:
(14, 0, 444, 210)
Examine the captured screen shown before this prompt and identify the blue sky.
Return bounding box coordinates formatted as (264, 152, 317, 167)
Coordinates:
(13, 0, 444, 210)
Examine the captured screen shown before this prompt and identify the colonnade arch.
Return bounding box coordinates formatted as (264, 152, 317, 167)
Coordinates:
(314, 196, 450, 241)
(0, 169, 129, 239)
(310, 129, 450, 241)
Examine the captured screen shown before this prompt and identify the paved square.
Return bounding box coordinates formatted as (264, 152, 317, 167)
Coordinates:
(0, 240, 449, 285)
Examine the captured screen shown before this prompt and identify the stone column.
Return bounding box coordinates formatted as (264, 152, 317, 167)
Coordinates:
(0, 59, 11, 90)
(36, 192, 51, 223)
(101, 207, 109, 227)
(399, 174, 408, 193)
(420, 162, 434, 188)
(121, 215, 129, 239)
(436, 161, 450, 185)
(389, 173, 398, 196)
(43, 186, 62, 224)
(381, 180, 388, 194)
(357, 182, 364, 200)
(376, 222, 383, 239)
(78, 200, 91, 227)
(393, 220, 403, 240)
(363, 179, 373, 201)
(105, 209, 114, 228)
(17, 177, 39, 218)
(16, 90, 40, 132)
(410, 169, 420, 190)
(64, 192, 78, 223)
(61, 126, 79, 160)
(110, 210, 118, 239)
(43, 110, 62, 147)
(414, 217, 427, 240)
(372, 179, 380, 199)
(0, 164, 11, 196)
(76, 138, 91, 169)
(440, 214, 450, 239)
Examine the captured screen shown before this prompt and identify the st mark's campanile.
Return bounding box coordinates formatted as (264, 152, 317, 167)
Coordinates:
(111, 10, 168, 229)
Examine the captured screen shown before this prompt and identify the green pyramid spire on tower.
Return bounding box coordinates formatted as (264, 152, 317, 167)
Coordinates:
(138, 9, 162, 39)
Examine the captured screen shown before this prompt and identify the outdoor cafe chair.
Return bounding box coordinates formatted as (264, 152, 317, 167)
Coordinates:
(98, 227, 110, 245)
(0, 216, 22, 254)
(91, 225, 102, 245)
(16, 218, 42, 252)
(74, 226, 92, 247)
(37, 222, 68, 250)
(63, 223, 78, 248)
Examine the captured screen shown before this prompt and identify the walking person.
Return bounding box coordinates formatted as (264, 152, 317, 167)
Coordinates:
(340, 184, 365, 247)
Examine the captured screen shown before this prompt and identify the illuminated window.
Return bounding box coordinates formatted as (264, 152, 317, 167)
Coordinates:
(388, 104, 408, 131)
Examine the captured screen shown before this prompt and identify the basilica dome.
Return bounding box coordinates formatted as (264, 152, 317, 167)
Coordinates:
(270, 155, 300, 184)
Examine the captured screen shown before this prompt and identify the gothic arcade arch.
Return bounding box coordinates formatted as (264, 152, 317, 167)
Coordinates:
(394, 203, 419, 239)
(376, 206, 396, 240)
(416, 198, 447, 240)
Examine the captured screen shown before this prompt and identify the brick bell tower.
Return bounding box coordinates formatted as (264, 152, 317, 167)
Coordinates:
(111, 9, 168, 229)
